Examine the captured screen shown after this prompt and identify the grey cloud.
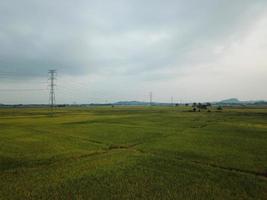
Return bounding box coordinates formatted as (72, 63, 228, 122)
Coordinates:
(1, 0, 267, 78)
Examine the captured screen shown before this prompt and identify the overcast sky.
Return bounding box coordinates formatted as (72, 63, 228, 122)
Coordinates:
(0, 0, 267, 104)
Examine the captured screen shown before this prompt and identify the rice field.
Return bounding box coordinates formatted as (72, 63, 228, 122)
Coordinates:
(0, 106, 267, 199)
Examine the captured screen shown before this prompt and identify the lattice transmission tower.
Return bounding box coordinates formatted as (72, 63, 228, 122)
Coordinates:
(48, 70, 56, 108)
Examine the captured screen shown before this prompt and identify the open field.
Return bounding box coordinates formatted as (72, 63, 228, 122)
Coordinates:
(0, 106, 267, 199)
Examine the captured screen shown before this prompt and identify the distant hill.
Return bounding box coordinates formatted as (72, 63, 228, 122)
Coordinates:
(1, 99, 266, 108)
(219, 98, 240, 104)
(113, 101, 174, 106)
(216, 98, 267, 106)
(113, 101, 150, 106)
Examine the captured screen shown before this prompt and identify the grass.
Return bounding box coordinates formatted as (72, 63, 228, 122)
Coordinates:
(0, 106, 267, 199)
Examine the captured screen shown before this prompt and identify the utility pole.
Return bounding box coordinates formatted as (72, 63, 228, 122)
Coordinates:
(171, 96, 174, 107)
(149, 92, 153, 106)
(48, 70, 56, 108)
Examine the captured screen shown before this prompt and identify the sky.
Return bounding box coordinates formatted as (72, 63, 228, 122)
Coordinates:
(0, 0, 267, 104)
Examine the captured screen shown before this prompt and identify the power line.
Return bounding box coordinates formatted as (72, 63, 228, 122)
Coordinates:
(0, 89, 47, 92)
(0, 71, 44, 77)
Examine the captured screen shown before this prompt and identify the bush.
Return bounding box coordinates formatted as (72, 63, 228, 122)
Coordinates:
(217, 106, 223, 111)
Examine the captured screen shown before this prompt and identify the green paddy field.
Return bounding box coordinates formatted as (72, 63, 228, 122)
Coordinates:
(0, 106, 267, 199)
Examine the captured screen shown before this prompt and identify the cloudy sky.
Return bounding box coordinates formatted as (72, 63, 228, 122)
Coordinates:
(0, 0, 267, 104)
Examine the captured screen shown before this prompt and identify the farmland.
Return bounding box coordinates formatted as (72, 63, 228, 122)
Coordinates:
(0, 106, 267, 199)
